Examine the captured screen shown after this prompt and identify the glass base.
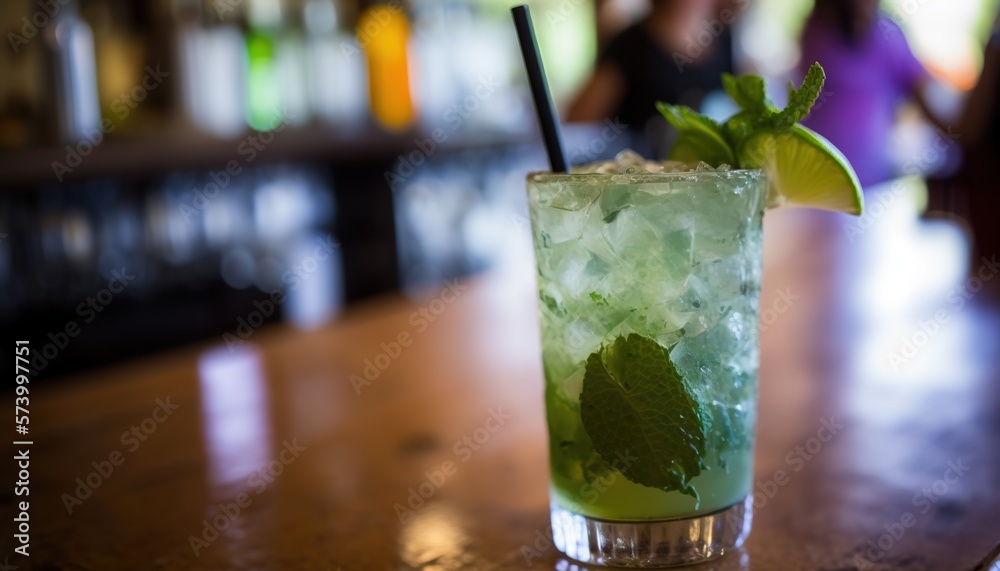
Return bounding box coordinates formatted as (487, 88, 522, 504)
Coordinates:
(550, 496, 752, 567)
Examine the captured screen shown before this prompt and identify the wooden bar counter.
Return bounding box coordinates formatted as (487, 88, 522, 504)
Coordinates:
(8, 200, 1000, 570)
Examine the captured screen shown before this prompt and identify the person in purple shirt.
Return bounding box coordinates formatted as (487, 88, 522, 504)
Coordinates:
(799, 0, 944, 188)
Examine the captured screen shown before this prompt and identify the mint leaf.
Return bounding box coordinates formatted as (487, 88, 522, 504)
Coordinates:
(666, 135, 730, 168)
(655, 103, 736, 167)
(773, 62, 825, 129)
(599, 184, 632, 223)
(580, 334, 706, 499)
(540, 293, 566, 316)
(721, 110, 761, 156)
(655, 102, 722, 134)
(721, 73, 776, 115)
(589, 291, 609, 306)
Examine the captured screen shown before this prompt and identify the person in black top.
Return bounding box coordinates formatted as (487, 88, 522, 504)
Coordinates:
(567, 0, 735, 158)
(957, 9, 1000, 269)
(959, 10, 1000, 156)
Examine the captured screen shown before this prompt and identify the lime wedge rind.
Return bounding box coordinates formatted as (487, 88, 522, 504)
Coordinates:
(741, 125, 864, 216)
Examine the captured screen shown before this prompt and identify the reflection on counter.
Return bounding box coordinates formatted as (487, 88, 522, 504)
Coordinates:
(198, 346, 273, 490)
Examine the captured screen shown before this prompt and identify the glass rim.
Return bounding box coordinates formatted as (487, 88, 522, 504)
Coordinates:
(527, 168, 765, 183)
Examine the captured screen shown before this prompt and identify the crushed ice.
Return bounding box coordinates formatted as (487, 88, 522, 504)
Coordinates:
(571, 149, 733, 175)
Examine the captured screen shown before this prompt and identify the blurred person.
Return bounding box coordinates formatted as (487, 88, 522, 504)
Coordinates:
(799, 0, 947, 188)
(567, 0, 736, 157)
(958, 10, 1000, 161)
(957, 9, 1000, 266)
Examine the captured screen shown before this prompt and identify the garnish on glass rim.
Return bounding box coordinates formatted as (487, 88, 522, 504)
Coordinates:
(658, 63, 864, 216)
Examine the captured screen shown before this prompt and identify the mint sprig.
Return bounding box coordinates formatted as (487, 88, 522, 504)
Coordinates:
(658, 62, 827, 168)
(579, 334, 705, 499)
(774, 63, 825, 129)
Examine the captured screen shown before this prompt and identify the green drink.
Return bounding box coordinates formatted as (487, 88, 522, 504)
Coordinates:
(528, 165, 765, 565)
(518, 62, 863, 567)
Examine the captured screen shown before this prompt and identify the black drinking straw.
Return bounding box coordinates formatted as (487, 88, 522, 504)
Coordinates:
(511, 5, 569, 173)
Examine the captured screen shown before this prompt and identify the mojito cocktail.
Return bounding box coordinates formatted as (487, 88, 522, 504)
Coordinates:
(529, 164, 764, 566)
(520, 61, 863, 568)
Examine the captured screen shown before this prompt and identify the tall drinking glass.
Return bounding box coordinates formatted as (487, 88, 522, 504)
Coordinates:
(527, 167, 766, 567)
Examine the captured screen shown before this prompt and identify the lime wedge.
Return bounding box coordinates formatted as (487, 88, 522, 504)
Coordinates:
(740, 124, 863, 215)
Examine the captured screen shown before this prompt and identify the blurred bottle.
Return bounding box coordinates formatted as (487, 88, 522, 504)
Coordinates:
(275, 0, 311, 127)
(359, 0, 415, 130)
(85, 0, 148, 132)
(408, 0, 454, 122)
(245, 0, 284, 130)
(41, 0, 102, 143)
(171, 0, 247, 137)
(303, 0, 369, 126)
(408, 0, 518, 133)
(0, 1, 43, 149)
(447, 2, 519, 132)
